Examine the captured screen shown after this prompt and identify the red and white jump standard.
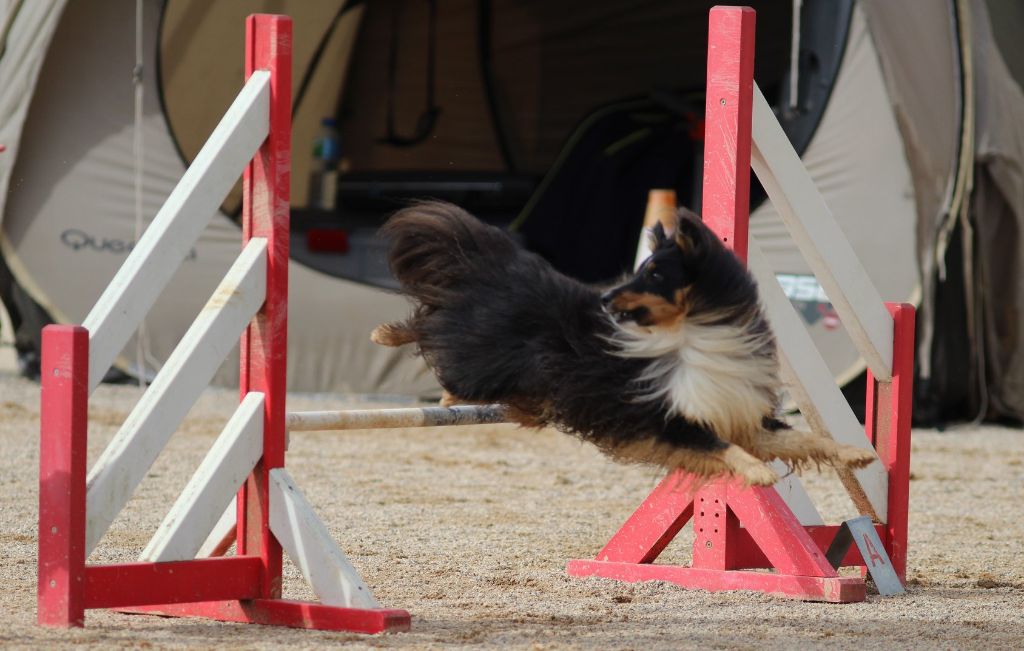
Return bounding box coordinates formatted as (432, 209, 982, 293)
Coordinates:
(38, 15, 409, 633)
(567, 6, 914, 602)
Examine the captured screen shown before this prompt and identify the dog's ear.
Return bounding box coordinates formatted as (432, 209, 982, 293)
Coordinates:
(673, 207, 707, 256)
(648, 221, 669, 249)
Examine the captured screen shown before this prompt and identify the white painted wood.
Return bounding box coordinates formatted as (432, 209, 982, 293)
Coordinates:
(85, 239, 268, 556)
(140, 393, 264, 562)
(750, 83, 894, 381)
(269, 468, 379, 609)
(83, 71, 271, 393)
(198, 496, 238, 558)
(770, 461, 825, 526)
(749, 239, 888, 521)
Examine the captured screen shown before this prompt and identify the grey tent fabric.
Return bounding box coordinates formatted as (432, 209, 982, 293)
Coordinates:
(968, 0, 1024, 418)
(864, 0, 1024, 420)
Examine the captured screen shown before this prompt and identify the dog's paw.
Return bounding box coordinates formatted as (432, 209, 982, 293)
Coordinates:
(834, 444, 876, 469)
(721, 445, 780, 486)
(737, 462, 780, 486)
(439, 391, 460, 407)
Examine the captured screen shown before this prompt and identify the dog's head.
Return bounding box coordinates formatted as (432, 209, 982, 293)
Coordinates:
(601, 208, 754, 330)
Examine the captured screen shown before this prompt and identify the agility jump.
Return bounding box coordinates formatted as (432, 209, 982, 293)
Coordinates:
(37, 6, 912, 638)
(38, 15, 409, 634)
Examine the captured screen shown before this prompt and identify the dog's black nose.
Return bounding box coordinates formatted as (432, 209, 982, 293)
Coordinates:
(600, 291, 615, 307)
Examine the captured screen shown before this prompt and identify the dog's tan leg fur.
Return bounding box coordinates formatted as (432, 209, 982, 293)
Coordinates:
(371, 321, 417, 347)
(747, 428, 876, 469)
(439, 391, 461, 407)
(605, 438, 779, 486)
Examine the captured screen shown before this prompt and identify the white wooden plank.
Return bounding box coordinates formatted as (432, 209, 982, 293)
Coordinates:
(269, 468, 379, 609)
(750, 83, 894, 380)
(140, 393, 264, 563)
(749, 239, 888, 521)
(770, 461, 825, 526)
(198, 496, 238, 558)
(83, 71, 271, 393)
(85, 239, 268, 555)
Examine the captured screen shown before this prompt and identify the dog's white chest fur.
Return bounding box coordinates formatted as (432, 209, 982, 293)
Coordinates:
(612, 318, 778, 442)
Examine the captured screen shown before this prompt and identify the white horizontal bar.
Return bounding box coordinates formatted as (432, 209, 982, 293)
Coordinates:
(751, 83, 894, 380)
(85, 239, 268, 556)
(286, 405, 509, 432)
(749, 239, 888, 521)
(83, 70, 271, 392)
(140, 392, 264, 563)
(269, 468, 379, 609)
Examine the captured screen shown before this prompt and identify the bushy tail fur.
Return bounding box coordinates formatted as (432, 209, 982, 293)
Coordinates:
(380, 201, 519, 307)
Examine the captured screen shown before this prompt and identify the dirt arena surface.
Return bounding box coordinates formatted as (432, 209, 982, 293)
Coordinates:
(1, 340, 1023, 650)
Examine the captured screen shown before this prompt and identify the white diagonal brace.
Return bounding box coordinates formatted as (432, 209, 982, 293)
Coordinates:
(83, 71, 270, 393)
(750, 83, 894, 380)
(269, 468, 379, 609)
(140, 392, 264, 563)
(85, 239, 268, 555)
(749, 239, 888, 521)
(198, 496, 239, 558)
(771, 461, 825, 526)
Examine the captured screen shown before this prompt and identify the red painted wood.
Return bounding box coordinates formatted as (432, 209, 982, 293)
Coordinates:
(120, 600, 411, 634)
(595, 471, 694, 563)
(730, 524, 885, 569)
(239, 13, 292, 598)
(700, 5, 755, 261)
(84, 557, 263, 609)
(566, 561, 865, 603)
(690, 484, 738, 570)
(38, 326, 89, 627)
(726, 484, 838, 576)
(866, 303, 915, 583)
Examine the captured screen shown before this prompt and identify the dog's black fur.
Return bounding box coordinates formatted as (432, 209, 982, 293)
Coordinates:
(372, 201, 873, 484)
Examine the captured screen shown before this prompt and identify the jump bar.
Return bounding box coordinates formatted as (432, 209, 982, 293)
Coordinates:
(285, 405, 510, 432)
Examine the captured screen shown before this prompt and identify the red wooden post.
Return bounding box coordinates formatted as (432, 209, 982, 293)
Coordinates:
(701, 5, 755, 260)
(38, 325, 89, 627)
(687, 4, 756, 573)
(866, 303, 915, 582)
(690, 485, 739, 570)
(238, 13, 292, 598)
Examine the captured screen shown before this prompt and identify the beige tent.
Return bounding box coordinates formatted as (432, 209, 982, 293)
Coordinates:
(1, 0, 1023, 422)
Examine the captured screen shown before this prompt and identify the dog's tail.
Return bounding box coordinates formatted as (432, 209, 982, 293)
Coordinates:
(380, 201, 518, 307)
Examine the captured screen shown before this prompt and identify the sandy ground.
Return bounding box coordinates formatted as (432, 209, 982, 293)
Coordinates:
(1, 332, 1023, 650)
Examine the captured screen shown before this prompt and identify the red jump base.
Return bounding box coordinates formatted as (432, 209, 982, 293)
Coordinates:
(567, 560, 866, 603)
(119, 600, 411, 634)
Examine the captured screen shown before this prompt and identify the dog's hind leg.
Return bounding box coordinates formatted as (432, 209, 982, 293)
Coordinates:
(371, 321, 418, 346)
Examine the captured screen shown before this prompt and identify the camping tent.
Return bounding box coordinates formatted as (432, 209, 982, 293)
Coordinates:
(1, 0, 1023, 422)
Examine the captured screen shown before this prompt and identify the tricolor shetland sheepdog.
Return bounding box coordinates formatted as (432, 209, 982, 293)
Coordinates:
(371, 201, 873, 485)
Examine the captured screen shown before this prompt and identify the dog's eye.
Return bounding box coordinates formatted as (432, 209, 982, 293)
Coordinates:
(650, 271, 664, 282)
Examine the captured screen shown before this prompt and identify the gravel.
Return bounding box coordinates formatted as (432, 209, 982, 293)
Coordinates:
(1, 342, 1023, 649)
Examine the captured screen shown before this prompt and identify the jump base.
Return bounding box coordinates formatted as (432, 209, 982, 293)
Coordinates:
(567, 560, 865, 603)
(119, 600, 411, 634)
